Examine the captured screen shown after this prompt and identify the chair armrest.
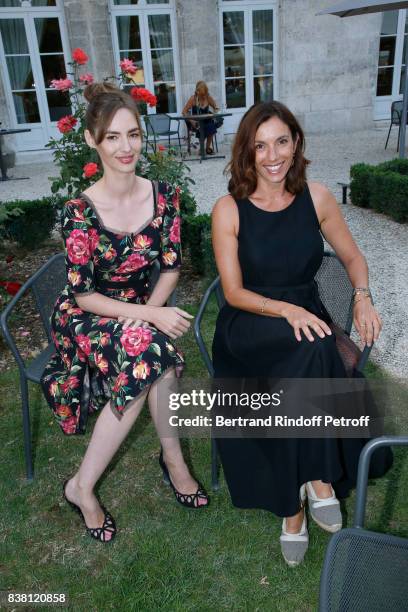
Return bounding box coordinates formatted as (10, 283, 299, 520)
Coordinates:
(193, 277, 220, 377)
(354, 436, 408, 528)
(356, 344, 372, 373)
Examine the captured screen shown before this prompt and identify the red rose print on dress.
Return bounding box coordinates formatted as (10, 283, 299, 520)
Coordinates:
(116, 253, 148, 274)
(111, 275, 130, 282)
(113, 372, 128, 392)
(68, 269, 82, 287)
(75, 334, 92, 356)
(104, 246, 117, 260)
(61, 415, 77, 434)
(99, 332, 111, 347)
(94, 352, 109, 375)
(66, 229, 91, 265)
(169, 216, 180, 243)
(157, 193, 166, 216)
(133, 234, 153, 251)
(56, 404, 72, 418)
(120, 327, 153, 357)
(62, 375, 80, 394)
(133, 360, 151, 380)
(162, 250, 177, 266)
(88, 228, 100, 252)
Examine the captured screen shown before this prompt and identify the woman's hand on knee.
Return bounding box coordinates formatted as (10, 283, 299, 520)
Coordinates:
(281, 305, 332, 342)
(149, 306, 193, 340)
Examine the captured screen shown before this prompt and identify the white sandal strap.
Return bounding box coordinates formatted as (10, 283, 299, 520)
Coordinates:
(280, 533, 309, 542)
(311, 497, 340, 509)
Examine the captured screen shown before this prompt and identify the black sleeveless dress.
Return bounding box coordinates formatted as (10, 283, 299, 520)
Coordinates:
(212, 185, 392, 517)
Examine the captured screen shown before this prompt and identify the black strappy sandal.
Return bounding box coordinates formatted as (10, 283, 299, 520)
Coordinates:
(62, 480, 117, 543)
(159, 450, 209, 509)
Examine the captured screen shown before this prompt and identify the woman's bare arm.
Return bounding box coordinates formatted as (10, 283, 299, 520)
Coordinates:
(309, 181, 382, 345)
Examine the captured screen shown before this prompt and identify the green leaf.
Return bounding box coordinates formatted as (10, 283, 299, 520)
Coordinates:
(149, 343, 161, 356)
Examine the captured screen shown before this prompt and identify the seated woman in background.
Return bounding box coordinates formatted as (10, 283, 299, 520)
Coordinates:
(182, 80, 220, 155)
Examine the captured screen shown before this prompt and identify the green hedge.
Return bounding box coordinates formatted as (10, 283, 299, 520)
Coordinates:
(182, 213, 214, 276)
(1, 197, 58, 248)
(350, 159, 408, 222)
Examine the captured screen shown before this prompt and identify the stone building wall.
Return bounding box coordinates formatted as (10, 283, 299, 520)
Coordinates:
(279, 0, 382, 132)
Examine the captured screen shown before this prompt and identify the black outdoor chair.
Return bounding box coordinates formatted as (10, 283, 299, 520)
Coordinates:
(319, 436, 408, 612)
(144, 113, 182, 154)
(194, 251, 373, 490)
(384, 100, 408, 151)
(0, 253, 176, 481)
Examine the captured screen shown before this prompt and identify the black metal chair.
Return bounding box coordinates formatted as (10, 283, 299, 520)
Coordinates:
(0, 254, 176, 481)
(194, 251, 373, 490)
(319, 436, 408, 612)
(144, 113, 182, 154)
(384, 100, 407, 151)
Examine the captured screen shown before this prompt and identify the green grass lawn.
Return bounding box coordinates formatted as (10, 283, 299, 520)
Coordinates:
(1, 300, 407, 612)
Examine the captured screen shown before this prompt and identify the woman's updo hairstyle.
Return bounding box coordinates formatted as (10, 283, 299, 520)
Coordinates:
(83, 81, 142, 144)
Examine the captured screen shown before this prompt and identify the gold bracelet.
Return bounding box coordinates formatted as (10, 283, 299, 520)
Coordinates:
(260, 297, 270, 314)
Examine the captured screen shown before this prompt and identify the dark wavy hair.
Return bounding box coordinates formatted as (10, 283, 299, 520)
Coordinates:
(83, 81, 142, 144)
(226, 101, 310, 198)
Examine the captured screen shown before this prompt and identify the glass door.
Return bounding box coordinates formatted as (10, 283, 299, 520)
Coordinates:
(111, 2, 180, 115)
(374, 9, 407, 120)
(0, 3, 70, 150)
(220, 2, 277, 134)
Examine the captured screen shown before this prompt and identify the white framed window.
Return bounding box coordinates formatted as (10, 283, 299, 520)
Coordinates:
(374, 9, 408, 119)
(0, 0, 71, 150)
(110, 0, 180, 114)
(220, 1, 278, 133)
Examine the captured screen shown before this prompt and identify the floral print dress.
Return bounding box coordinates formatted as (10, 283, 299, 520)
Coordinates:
(41, 181, 183, 435)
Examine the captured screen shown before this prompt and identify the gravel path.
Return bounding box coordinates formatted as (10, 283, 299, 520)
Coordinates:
(1, 126, 407, 379)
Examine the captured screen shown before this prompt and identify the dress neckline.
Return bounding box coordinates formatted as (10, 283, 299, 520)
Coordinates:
(79, 180, 157, 237)
(246, 189, 300, 214)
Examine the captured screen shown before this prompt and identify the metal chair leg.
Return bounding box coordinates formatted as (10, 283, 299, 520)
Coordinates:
(211, 437, 220, 491)
(20, 376, 33, 481)
(385, 123, 392, 149)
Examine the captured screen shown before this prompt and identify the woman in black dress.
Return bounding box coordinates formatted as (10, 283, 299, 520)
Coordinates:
(211, 101, 392, 566)
(42, 83, 208, 543)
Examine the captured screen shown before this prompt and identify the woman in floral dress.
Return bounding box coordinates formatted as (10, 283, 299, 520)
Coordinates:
(41, 82, 208, 543)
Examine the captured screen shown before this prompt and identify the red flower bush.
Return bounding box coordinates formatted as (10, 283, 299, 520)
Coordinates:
(83, 162, 99, 178)
(130, 87, 157, 108)
(66, 229, 91, 265)
(79, 73, 94, 84)
(50, 78, 73, 92)
(120, 326, 153, 357)
(0, 281, 22, 296)
(72, 48, 89, 65)
(119, 58, 138, 75)
(57, 115, 77, 134)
